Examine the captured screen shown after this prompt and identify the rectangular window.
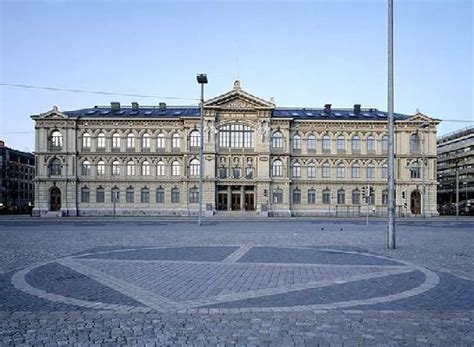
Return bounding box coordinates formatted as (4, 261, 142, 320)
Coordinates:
(81, 189, 90, 203)
(219, 167, 227, 179)
(245, 167, 253, 179)
(111, 189, 120, 203)
(273, 189, 283, 204)
(126, 189, 134, 203)
(352, 191, 360, 205)
(322, 191, 331, 204)
(189, 188, 199, 204)
(171, 189, 180, 203)
(308, 190, 316, 204)
(233, 168, 240, 179)
(292, 190, 301, 204)
(141, 189, 150, 203)
(156, 188, 165, 203)
(96, 188, 105, 203)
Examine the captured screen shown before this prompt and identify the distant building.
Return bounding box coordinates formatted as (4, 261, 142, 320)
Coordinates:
(0, 140, 35, 214)
(31, 81, 439, 217)
(437, 126, 474, 215)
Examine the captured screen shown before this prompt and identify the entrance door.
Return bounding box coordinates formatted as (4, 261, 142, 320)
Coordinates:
(231, 193, 241, 210)
(217, 193, 228, 211)
(50, 187, 61, 211)
(244, 193, 255, 211)
(410, 190, 421, 214)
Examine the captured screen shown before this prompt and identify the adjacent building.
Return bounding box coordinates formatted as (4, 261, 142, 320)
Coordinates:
(437, 126, 474, 215)
(31, 81, 439, 217)
(0, 140, 35, 213)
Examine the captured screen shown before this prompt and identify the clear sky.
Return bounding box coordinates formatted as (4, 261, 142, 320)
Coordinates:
(1, 0, 472, 152)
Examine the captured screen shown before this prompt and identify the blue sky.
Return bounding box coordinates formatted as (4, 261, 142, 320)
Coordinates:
(1, 0, 472, 152)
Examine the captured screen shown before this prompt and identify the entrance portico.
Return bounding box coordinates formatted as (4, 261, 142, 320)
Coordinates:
(217, 185, 255, 211)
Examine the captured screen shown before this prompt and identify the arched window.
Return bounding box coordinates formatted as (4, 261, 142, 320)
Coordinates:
(322, 162, 330, 178)
(337, 135, 345, 151)
(292, 188, 301, 204)
(272, 160, 283, 177)
(157, 161, 165, 176)
(272, 131, 283, 149)
(367, 135, 375, 152)
(81, 186, 90, 203)
(112, 133, 121, 148)
(112, 160, 120, 176)
(410, 162, 421, 179)
(172, 161, 180, 176)
(189, 158, 200, 176)
(157, 133, 165, 149)
(156, 186, 165, 203)
(381, 163, 388, 179)
(82, 133, 91, 148)
(307, 134, 316, 151)
(351, 163, 360, 178)
(97, 160, 105, 176)
(127, 133, 135, 149)
(127, 161, 135, 176)
(97, 133, 106, 148)
(219, 124, 254, 148)
(273, 188, 283, 204)
(322, 189, 331, 204)
(337, 163, 345, 178)
(81, 160, 91, 176)
(352, 135, 361, 152)
(352, 189, 361, 205)
(190, 130, 200, 147)
(141, 187, 150, 203)
(292, 162, 301, 178)
(96, 186, 105, 203)
(142, 161, 150, 176)
(367, 163, 375, 179)
(382, 135, 388, 152)
(337, 189, 345, 205)
(322, 135, 331, 152)
(142, 133, 150, 149)
(292, 134, 301, 150)
(189, 186, 199, 203)
(307, 162, 316, 178)
(308, 189, 316, 204)
(51, 130, 63, 148)
(172, 133, 181, 149)
(171, 187, 180, 203)
(126, 186, 134, 203)
(410, 133, 420, 153)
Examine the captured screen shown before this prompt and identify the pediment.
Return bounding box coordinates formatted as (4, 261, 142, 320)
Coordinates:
(38, 106, 68, 119)
(205, 80, 275, 109)
(404, 112, 439, 125)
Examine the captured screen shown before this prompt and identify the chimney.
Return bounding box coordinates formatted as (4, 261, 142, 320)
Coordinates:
(353, 104, 361, 114)
(159, 102, 166, 111)
(324, 104, 332, 114)
(131, 102, 139, 111)
(111, 102, 120, 111)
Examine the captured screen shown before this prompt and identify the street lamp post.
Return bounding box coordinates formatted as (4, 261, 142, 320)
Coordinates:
(196, 74, 208, 227)
(420, 122, 429, 219)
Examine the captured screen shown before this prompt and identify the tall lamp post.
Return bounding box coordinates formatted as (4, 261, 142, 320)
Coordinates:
(196, 74, 208, 226)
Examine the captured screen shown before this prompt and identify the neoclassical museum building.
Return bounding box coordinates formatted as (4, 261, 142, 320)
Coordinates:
(32, 81, 439, 217)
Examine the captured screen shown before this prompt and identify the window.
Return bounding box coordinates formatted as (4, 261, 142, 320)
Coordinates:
(171, 187, 180, 203)
(273, 188, 283, 204)
(112, 133, 120, 148)
(232, 167, 241, 179)
(219, 166, 227, 178)
(292, 134, 301, 150)
(410, 162, 421, 179)
(189, 159, 200, 176)
(382, 190, 388, 205)
(142, 133, 150, 149)
(367, 163, 375, 179)
(172, 161, 180, 176)
(51, 130, 63, 148)
(322, 162, 330, 178)
(337, 189, 345, 205)
(97, 133, 106, 148)
(307, 134, 316, 151)
(367, 135, 375, 152)
(368, 190, 375, 205)
(337, 135, 345, 151)
(127, 161, 135, 176)
(272, 160, 283, 177)
(112, 161, 120, 176)
(190, 130, 200, 147)
(141, 187, 150, 203)
(97, 160, 105, 176)
(172, 133, 181, 149)
(352, 135, 361, 152)
(322, 135, 331, 152)
(382, 135, 388, 152)
(142, 161, 150, 176)
(322, 189, 331, 204)
(308, 189, 316, 204)
(82, 161, 91, 176)
(82, 133, 91, 148)
(189, 187, 199, 203)
(157, 161, 165, 176)
(96, 186, 105, 203)
(410, 133, 420, 153)
(272, 131, 283, 149)
(126, 187, 134, 203)
(351, 163, 360, 178)
(352, 189, 361, 205)
(337, 163, 345, 178)
(307, 162, 316, 178)
(219, 124, 254, 148)
(157, 133, 165, 149)
(381, 163, 388, 179)
(245, 166, 253, 179)
(292, 162, 301, 178)
(156, 187, 165, 203)
(292, 188, 301, 204)
(81, 187, 90, 203)
(127, 133, 135, 149)
(111, 187, 120, 203)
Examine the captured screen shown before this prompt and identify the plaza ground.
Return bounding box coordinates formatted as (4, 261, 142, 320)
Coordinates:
(0, 216, 473, 345)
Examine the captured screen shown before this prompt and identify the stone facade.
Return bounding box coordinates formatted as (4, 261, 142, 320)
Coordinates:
(31, 81, 439, 217)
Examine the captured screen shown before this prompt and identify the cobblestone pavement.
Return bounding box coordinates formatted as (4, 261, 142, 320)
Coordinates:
(0, 217, 473, 345)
